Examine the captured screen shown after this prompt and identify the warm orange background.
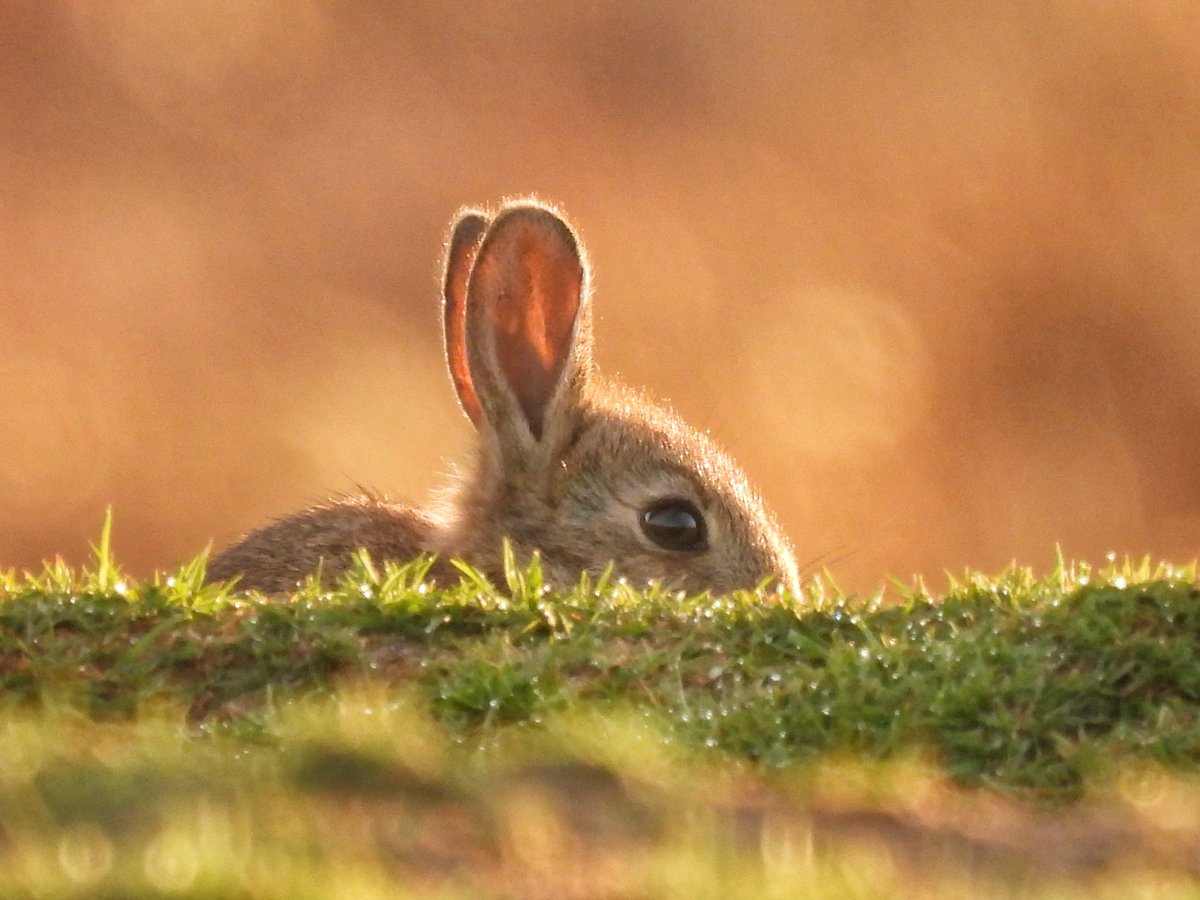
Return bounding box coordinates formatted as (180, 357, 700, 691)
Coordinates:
(3, 2, 1198, 593)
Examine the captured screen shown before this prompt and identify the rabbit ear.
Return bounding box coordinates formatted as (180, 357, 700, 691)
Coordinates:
(442, 209, 490, 426)
(465, 203, 591, 454)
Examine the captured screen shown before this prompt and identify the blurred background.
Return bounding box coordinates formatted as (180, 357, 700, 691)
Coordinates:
(2, 1, 1198, 594)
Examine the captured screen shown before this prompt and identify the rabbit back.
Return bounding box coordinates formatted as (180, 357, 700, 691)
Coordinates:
(206, 495, 436, 592)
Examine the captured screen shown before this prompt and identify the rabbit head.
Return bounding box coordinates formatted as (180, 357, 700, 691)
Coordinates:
(433, 200, 799, 596)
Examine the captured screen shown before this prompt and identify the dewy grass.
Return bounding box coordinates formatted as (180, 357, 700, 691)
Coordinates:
(2, 519, 1198, 797)
(2, 515, 1200, 895)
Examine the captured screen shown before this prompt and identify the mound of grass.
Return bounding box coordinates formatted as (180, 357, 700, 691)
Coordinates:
(1, 516, 1198, 896)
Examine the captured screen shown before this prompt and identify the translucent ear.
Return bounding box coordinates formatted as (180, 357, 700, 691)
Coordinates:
(442, 210, 489, 425)
(464, 203, 591, 447)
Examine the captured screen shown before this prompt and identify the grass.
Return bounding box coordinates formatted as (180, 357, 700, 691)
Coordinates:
(1, 515, 1199, 896)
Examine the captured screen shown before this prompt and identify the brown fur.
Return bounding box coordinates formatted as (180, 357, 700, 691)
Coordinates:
(206, 495, 445, 592)
(207, 200, 799, 595)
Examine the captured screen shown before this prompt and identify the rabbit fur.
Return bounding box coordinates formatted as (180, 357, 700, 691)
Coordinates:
(207, 200, 799, 595)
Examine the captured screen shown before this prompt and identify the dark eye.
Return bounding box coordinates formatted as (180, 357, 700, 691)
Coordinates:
(640, 499, 708, 552)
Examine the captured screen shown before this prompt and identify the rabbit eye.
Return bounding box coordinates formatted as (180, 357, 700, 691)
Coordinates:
(640, 499, 708, 552)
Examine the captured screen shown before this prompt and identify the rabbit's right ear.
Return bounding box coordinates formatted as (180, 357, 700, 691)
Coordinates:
(464, 203, 592, 461)
(443, 209, 490, 426)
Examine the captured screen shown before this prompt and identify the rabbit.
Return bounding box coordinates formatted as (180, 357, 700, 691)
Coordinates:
(206, 200, 800, 596)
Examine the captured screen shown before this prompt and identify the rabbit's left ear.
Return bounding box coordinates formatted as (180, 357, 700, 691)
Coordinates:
(443, 209, 490, 426)
(464, 203, 593, 456)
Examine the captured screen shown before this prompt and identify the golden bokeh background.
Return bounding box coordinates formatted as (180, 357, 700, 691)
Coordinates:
(3, 2, 1198, 593)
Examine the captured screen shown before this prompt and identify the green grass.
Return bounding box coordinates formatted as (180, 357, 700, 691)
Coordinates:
(2, 516, 1199, 896)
